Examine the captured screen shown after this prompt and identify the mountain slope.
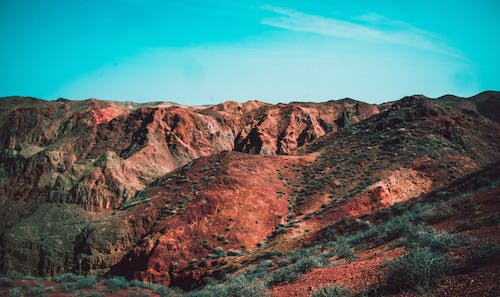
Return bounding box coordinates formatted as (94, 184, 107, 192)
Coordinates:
(0, 92, 499, 297)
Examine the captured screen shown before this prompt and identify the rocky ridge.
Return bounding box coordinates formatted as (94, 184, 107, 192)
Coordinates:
(0, 92, 499, 296)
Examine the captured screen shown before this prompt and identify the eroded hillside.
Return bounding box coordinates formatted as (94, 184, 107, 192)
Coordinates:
(0, 92, 499, 297)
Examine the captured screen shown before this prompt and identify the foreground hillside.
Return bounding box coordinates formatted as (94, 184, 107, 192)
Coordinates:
(0, 92, 499, 296)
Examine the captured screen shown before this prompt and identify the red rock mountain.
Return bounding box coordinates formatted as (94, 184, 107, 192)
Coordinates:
(0, 92, 499, 296)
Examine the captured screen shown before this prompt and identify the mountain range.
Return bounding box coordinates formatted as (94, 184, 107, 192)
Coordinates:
(0, 92, 499, 296)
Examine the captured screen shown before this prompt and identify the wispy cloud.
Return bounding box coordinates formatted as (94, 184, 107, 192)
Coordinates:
(261, 6, 460, 57)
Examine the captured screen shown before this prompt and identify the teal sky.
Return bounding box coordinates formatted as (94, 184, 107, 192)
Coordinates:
(1, 0, 499, 104)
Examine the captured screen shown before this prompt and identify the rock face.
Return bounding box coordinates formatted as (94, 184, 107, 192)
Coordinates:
(0, 97, 379, 211)
(233, 100, 378, 155)
(0, 92, 499, 287)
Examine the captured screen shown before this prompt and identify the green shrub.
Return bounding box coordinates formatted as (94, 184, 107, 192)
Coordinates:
(103, 276, 129, 292)
(347, 215, 411, 246)
(52, 273, 81, 283)
(397, 226, 455, 252)
(213, 246, 225, 255)
(188, 281, 226, 297)
(328, 237, 356, 262)
(76, 276, 97, 289)
(277, 259, 290, 267)
(267, 252, 326, 286)
(58, 275, 97, 291)
(227, 249, 241, 256)
(72, 292, 106, 297)
(0, 276, 13, 287)
(127, 291, 152, 297)
(128, 280, 173, 297)
(8, 287, 23, 297)
(267, 268, 300, 286)
(262, 250, 283, 259)
(469, 242, 500, 265)
(60, 283, 78, 292)
(245, 260, 273, 280)
(152, 284, 174, 297)
(225, 275, 268, 297)
(289, 247, 313, 263)
(312, 286, 354, 297)
(385, 247, 451, 292)
(294, 256, 325, 274)
(17, 284, 47, 297)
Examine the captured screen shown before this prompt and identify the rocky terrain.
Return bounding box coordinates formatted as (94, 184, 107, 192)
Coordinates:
(0, 91, 499, 296)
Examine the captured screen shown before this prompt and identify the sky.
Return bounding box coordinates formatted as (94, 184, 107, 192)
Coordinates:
(0, 0, 499, 104)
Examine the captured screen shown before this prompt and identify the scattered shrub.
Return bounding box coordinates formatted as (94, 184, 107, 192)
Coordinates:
(0, 276, 13, 287)
(268, 254, 325, 286)
(72, 293, 106, 297)
(312, 285, 354, 297)
(52, 273, 81, 283)
(225, 275, 268, 297)
(327, 237, 356, 262)
(103, 276, 129, 292)
(151, 284, 174, 297)
(127, 291, 152, 297)
(17, 284, 47, 297)
(128, 280, 173, 297)
(227, 249, 241, 256)
(187, 276, 269, 297)
(385, 247, 451, 292)
(397, 226, 455, 252)
(245, 260, 273, 280)
(262, 250, 283, 259)
(8, 287, 23, 297)
(469, 242, 500, 265)
(75, 276, 97, 289)
(294, 256, 325, 274)
(268, 268, 300, 286)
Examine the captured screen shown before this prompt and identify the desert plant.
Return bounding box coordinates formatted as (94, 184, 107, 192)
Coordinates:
(327, 237, 356, 262)
(72, 293, 106, 297)
(127, 291, 152, 297)
(385, 247, 451, 292)
(52, 273, 81, 283)
(8, 287, 23, 297)
(294, 255, 326, 274)
(312, 285, 354, 297)
(225, 275, 268, 297)
(59, 275, 97, 291)
(0, 276, 13, 287)
(267, 267, 300, 286)
(16, 284, 47, 297)
(245, 260, 273, 280)
(468, 241, 500, 265)
(129, 280, 173, 297)
(397, 226, 454, 252)
(103, 276, 129, 292)
(152, 284, 174, 297)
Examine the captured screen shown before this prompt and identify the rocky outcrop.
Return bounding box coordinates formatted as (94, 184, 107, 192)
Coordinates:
(0, 97, 380, 211)
(234, 100, 380, 155)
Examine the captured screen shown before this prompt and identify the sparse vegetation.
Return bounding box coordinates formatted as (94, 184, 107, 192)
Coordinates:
(103, 276, 129, 292)
(9, 284, 47, 297)
(72, 293, 106, 297)
(188, 275, 268, 297)
(0, 276, 13, 287)
(268, 254, 326, 285)
(53, 273, 81, 283)
(312, 285, 354, 297)
(127, 291, 153, 297)
(468, 241, 500, 266)
(385, 247, 451, 292)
